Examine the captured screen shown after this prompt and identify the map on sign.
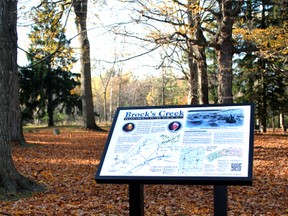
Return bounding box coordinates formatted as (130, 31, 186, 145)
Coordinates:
(110, 134, 181, 175)
(96, 104, 254, 184)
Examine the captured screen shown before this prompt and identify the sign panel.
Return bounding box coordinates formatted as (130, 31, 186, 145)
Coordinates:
(95, 104, 254, 185)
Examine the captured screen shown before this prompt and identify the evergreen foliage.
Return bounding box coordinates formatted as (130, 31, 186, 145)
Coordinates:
(233, 0, 288, 131)
(19, 0, 80, 126)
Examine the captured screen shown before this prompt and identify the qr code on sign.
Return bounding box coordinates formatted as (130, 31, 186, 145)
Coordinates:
(231, 163, 242, 171)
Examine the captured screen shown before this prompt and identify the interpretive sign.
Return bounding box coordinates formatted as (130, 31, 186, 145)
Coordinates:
(95, 103, 254, 185)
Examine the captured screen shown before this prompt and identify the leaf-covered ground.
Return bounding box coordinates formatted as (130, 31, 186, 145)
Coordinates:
(0, 127, 287, 215)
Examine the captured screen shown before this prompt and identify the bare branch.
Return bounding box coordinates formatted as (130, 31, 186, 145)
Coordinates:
(97, 44, 162, 64)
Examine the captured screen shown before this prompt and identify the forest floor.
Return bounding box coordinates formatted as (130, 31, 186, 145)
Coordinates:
(0, 126, 287, 215)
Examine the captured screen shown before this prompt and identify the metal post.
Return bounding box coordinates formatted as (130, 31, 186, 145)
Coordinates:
(214, 185, 228, 216)
(129, 183, 144, 216)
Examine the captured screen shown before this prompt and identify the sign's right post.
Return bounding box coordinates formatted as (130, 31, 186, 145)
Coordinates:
(214, 185, 228, 216)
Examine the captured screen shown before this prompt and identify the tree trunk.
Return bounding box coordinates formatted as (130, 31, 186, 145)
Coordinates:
(215, 15, 234, 104)
(47, 57, 54, 127)
(109, 77, 113, 121)
(213, 0, 243, 104)
(73, 0, 102, 130)
(47, 89, 54, 127)
(117, 73, 123, 107)
(10, 70, 27, 146)
(279, 113, 284, 129)
(10, 5, 27, 145)
(272, 113, 275, 133)
(103, 88, 108, 126)
(187, 44, 198, 104)
(187, 1, 198, 105)
(161, 68, 166, 106)
(260, 67, 268, 133)
(0, 0, 44, 195)
(193, 21, 208, 104)
(216, 46, 233, 104)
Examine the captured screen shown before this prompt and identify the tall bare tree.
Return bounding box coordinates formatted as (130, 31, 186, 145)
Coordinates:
(0, 0, 44, 195)
(73, 0, 102, 130)
(210, 0, 243, 104)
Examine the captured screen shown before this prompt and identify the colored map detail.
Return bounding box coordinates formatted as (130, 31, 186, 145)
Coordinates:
(206, 147, 243, 162)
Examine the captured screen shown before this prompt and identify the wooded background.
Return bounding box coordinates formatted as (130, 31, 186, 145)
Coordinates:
(17, 0, 288, 132)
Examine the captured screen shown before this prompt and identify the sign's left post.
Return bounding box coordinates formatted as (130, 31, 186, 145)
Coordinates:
(129, 183, 144, 216)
